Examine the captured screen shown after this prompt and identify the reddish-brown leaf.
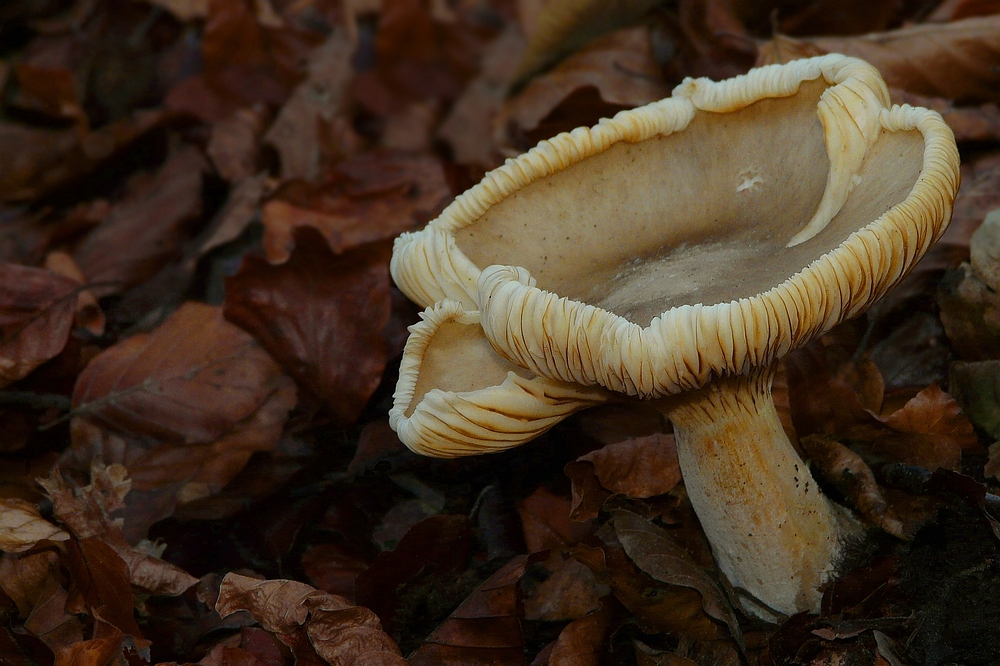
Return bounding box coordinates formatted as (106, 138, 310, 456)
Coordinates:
(355, 515, 471, 629)
(546, 598, 619, 666)
(63, 538, 144, 640)
(301, 543, 369, 600)
(523, 553, 609, 622)
(0, 262, 77, 389)
(758, 16, 1000, 104)
(0, 111, 162, 202)
(409, 555, 531, 666)
(500, 25, 670, 139)
(208, 108, 266, 183)
(260, 151, 451, 264)
(519, 485, 587, 553)
(224, 228, 390, 423)
(579, 434, 682, 499)
(73, 145, 208, 298)
(66, 302, 296, 528)
(264, 31, 360, 183)
(564, 460, 613, 522)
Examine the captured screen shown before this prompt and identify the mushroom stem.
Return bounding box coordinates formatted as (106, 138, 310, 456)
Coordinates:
(658, 367, 860, 621)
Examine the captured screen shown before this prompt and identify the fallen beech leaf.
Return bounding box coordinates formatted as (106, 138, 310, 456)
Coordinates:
(0, 110, 162, 202)
(881, 384, 980, 455)
(217, 573, 405, 665)
(0, 550, 60, 619)
(513, 0, 661, 84)
(264, 30, 359, 183)
(547, 599, 618, 666)
(23, 576, 85, 653)
(224, 228, 391, 423)
(580, 434, 681, 498)
(0, 499, 69, 552)
(63, 537, 145, 640)
(927, 0, 1000, 21)
(208, 108, 265, 183)
(634, 641, 699, 666)
(573, 529, 724, 640)
(611, 509, 741, 645)
(799, 435, 905, 538)
(0, 261, 77, 389)
(757, 16, 1000, 104)
(44, 251, 104, 338)
(261, 151, 451, 264)
(519, 485, 587, 553)
(73, 145, 208, 298)
(409, 555, 531, 666)
(501, 25, 670, 136)
(354, 515, 471, 631)
(66, 302, 296, 528)
(39, 464, 198, 596)
(524, 554, 609, 621)
(13, 63, 83, 122)
(564, 460, 613, 522)
(950, 361, 1000, 442)
(438, 26, 526, 166)
(301, 543, 369, 599)
(52, 615, 123, 666)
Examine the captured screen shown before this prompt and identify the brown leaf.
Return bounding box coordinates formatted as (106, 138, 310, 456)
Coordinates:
(438, 26, 526, 167)
(611, 509, 741, 645)
(0, 499, 70, 553)
(501, 25, 670, 137)
(889, 88, 1000, 143)
(513, 0, 661, 84)
(22, 575, 85, 653)
(66, 302, 296, 529)
(38, 464, 199, 596)
(799, 435, 905, 538)
(927, 0, 1000, 21)
(63, 537, 144, 640)
(44, 251, 104, 338)
(264, 30, 360, 183)
(224, 228, 390, 423)
(580, 434, 682, 499)
(564, 460, 613, 522)
(759, 16, 1000, 104)
(14, 63, 84, 122)
(261, 150, 451, 264)
(145, 0, 208, 21)
(0, 110, 163, 202)
(355, 515, 471, 631)
(519, 485, 586, 553)
(216, 573, 404, 665)
(878, 383, 981, 467)
(524, 553, 609, 622)
(938, 263, 1000, 361)
(301, 543, 369, 599)
(73, 145, 208, 298)
(409, 555, 531, 666)
(546, 598, 618, 666)
(208, 108, 266, 183)
(0, 550, 60, 618)
(0, 262, 77, 389)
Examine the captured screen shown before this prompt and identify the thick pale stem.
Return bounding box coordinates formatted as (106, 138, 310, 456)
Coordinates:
(660, 369, 859, 621)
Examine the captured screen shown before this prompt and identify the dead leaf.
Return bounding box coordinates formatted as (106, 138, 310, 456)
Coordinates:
(208, 108, 266, 183)
(264, 30, 360, 183)
(409, 555, 531, 666)
(580, 433, 682, 498)
(519, 485, 588, 553)
(260, 150, 451, 264)
(611, 509, 741, 645)
(889, 88, 1000, 143)
(144, 0, 209, 21)
(44, 251, 104, 338)
(0, 261, 78, 389)
(501, 25, 671, 137)
(355, 514, 471, 631)
(217, 573, 405, 665)
(65, 302, 296, 529)
(301, 543, 369, 599)
(524, 553, 609, 621)
(224, 229, 390, 423)
(13, 63, 84, 122)
(0, 499, 70, 552)
(38, 463, 199, 596)
(799, 435, 905, 538)
(0, 110, 163, 202)
(759, 16, 1000, 104)
(950, 360, 1000, 442)
(63, 537, 145, 641)
(438, 26, 526, 167)
(73, 145, 209, 298)
(927, 0, 1000, 21)
(512, 0, 662, 84)
(546, 597, 619, 666)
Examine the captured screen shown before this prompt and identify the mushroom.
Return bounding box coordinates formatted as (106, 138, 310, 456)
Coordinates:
(388, 54, 960, 619)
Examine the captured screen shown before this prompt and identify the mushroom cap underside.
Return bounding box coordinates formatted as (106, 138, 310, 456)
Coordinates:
(392, 54, 960, 400)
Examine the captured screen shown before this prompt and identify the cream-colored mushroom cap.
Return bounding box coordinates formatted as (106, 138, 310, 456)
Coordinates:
(390, 53, 959, 456)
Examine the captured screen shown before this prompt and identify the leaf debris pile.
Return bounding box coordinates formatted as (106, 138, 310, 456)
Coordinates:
(1, 0, 1000, 664)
